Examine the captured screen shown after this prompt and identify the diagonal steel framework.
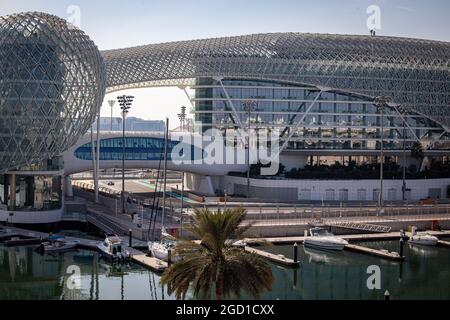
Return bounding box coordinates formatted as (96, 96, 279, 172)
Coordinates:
(102, 32, 450, 131)
(1, 11, 450, 172)
(0, 12, 106, 172)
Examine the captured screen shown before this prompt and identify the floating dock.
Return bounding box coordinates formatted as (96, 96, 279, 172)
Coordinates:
(131, 252, 167, 273)
(1, 226, 168, 273)
(344, 244, 404, 261)
(4, 237, 43, 246)
(244, 246, 300, 268)
(246, 230, 450, 245)
(245, 230, 450, 262)
(437, 240, 450, 248)
(2, 226, 450, 266)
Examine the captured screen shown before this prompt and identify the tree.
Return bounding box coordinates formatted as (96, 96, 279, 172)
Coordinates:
(161, 207, 273, 300)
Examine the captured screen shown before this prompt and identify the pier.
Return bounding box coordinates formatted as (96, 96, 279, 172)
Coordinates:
(245, 230, 450, 262)
(1, 226, 168, 273)
(344, 244, 403, 261)
(244, 246, 300, 268)
(246, 230, 450, 245)
(437, 239, 450, 248)
(2, 225, 450, 267)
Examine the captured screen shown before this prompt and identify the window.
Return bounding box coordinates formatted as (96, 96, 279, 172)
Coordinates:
(74, 137, 200, 161)
(357, 189, 366, 201)
(325, 189, 335, 201)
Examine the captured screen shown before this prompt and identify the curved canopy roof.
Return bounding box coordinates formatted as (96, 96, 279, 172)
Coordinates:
(102, 32, 450, 130)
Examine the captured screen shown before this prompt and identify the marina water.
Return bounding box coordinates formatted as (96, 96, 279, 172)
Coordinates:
(1, 240, 449, 300)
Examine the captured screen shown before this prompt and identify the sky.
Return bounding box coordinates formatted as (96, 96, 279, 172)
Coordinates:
(1, 0, 450, 128)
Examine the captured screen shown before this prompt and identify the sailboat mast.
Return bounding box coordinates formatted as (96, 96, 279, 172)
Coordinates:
(161, 117, 169, 230)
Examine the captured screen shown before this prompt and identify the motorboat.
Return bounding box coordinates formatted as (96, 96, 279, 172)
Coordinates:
(409, 233, 438, 246)
(36, 238, 80, 253)
(304, 227, 348, 251)
(407, 226, 438, 246)
(97, 234, 131, 261)
(409, 234, 438, 246)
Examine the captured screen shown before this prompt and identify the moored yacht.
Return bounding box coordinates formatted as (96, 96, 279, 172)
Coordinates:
(408, 226, 438, 246)
(148, 228, 181, 262)
(36, 238, 80, 253)
(97, 234, 131, 261)
(304, 227, 348, 251)
(409, 232, 438, 246)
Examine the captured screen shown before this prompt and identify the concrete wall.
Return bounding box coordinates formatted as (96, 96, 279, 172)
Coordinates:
(0, 208, 63, 224)
(184, 172, 217, 195)
(73, 188, 121, 212)
(223, 176, 450, 202)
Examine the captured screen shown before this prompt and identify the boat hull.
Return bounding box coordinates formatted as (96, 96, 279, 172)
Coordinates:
(44, 244, 78, 253)
(304, 239, 347, 251)
(409, 237, 438, 246)
(97, 244, 130, 261)
(148, 242, 180, 262)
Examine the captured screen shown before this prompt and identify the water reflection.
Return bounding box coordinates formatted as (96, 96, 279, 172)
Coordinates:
(303, 247, 350, 265)
(0, 245, 174, 300)
(1, 240, 449, 300)
(258, 240, 450, 300)
(408, 244, 439, 257)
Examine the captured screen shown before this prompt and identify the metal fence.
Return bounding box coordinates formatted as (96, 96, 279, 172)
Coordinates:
(178, 203, 450, 228)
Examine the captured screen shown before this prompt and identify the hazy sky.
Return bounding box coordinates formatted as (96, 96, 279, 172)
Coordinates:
(2, 0, 450, 128)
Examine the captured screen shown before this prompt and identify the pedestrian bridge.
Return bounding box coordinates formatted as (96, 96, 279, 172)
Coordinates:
(63, 131, 248, 176)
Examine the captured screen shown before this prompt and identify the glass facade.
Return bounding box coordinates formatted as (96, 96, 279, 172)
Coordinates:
(193, 78, 450, 151)
(0, 174, 62, 211)
(74, 137, 201, 161)
(0, 12, 105, 171)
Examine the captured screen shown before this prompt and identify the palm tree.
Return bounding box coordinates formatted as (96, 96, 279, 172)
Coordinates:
(161, 207, 273, 300)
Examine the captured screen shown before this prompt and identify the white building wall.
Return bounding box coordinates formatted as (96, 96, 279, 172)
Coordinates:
(223, 176, 450, 201)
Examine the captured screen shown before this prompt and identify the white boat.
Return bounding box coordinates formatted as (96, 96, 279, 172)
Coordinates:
(408, 226, 438, 246)
(37, 238, 80, 253)
(409, 233, 438, 246)
(304, 227, 348, 251)
(147, 121, 182, 263)
(97, 234, 131, 261)
(148, 229, 181, 262)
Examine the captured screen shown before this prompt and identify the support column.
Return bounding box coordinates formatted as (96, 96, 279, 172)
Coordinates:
(90, 126, 97, 201)
(95, 111, 101, 203)
(65, 176, 74, 198)
(9, 173, 16, 211)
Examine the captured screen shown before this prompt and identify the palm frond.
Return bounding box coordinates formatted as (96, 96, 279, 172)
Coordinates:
(161, 206, 274, 300)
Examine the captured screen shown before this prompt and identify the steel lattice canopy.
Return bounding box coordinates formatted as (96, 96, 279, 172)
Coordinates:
(0, 12, 106, 171)
(1, 11, 450, 172)
(102, 32, 450, 130)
